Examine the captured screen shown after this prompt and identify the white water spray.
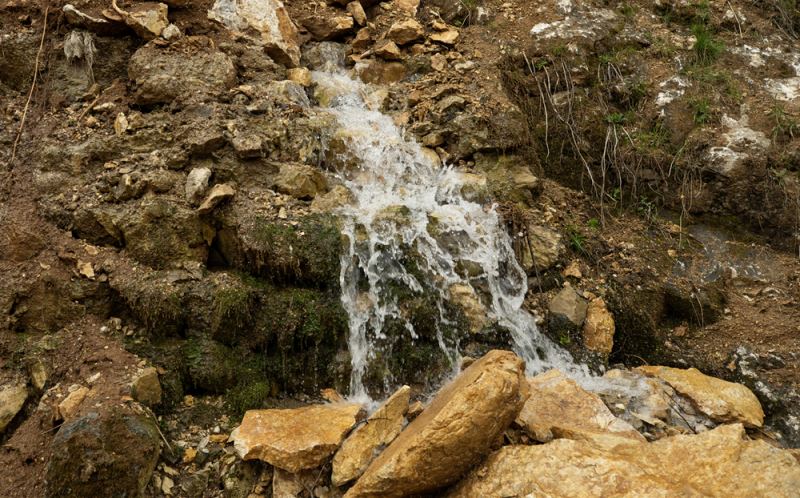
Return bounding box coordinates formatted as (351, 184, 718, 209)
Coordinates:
(312, 66, 589, 401)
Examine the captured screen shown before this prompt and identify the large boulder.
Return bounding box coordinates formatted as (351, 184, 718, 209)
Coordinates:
(231, 403, 364, 472)
(516, 369, 644, 445)
(45, 406, 161, 498)
(128, 37, 237, 105)
(636, 366, 764, 427)
(332, 386, 411, 486)
(448, 424, 800, 497)
(345, 350, 528, 497)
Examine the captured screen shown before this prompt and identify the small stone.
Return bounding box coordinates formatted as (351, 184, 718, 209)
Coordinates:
(430, 53, 447, 71)
(582, 298, 615, 355)
(114, 112, 128, 135)
(406, 400, 424, 421)
(131, 367, 162, 407)
(387, 19, 424, 45)
(347, 1, 367, 25)
(395, 0, 419, 15)
(58, 385, 91, 421)
(562, 260, 582, 279)
(549, 286, 588, 328)
(183, 447, 197, 463)
(0, 384, 28, 433)
(198, 183, 235, 214)
(373, 39, 402, 61)
(77, 260, 95, 279)
(161, 23, 181, 40)
(117, 2, 169, 40)
(287, 67, 312, 87)
(274, 163, 328, 200)
(351, 28, 371, 51)
(29, 360, 48, 390)
(430, 28, 459, 45)
(185, 167, 212, 204)
(162, 475, 175, 495)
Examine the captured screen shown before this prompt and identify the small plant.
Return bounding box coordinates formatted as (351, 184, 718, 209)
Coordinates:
(606, 112, 627, 125)
(620, 2, 637, 20)
(691, 98, 711, 125)
(587, 218, 601, 229)
(559, 333, 572, 346)
(691, 23, 724, 65)
(566, 225, 587, 253)
(770, 103, 799, 142)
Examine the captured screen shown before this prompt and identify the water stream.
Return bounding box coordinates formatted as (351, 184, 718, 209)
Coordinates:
(312, 66, 589, 401)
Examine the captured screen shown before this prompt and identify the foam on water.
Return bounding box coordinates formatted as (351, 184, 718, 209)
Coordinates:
(312, 68, 591, 401)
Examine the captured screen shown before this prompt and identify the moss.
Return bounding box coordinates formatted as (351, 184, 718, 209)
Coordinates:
(115, 273, 185, 336)
(248, 214, 343, 288)
(182, 338, 241, 394)
(225, 381, 272, 417)
(210, 278, 258, 344)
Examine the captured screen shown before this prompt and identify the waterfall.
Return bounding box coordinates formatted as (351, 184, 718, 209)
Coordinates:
(312, 67, 589, 401)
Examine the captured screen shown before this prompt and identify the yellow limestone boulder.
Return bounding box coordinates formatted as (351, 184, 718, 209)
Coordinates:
(231, 403, 364, 473)
(345, 350, 528, 498)
(516, 369, 645, 445)
(448, 424, 800, 497)
(332, 385, 411, 486)
(636, 365, 764, 427)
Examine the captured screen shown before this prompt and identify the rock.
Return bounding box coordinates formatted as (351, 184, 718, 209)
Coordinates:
(520, 225, 564, 272)
(198, 183, 235, 214)
(274, 163, 328, 200)
(0, 384, 28, 433)
(448, 424, 800, 497)
(231, 403, 364, 472)
(429, 28, 459, 45)
(273, 468, 317, 498)
(161, 23, 182, 40)
(302, 41, 348, 70)
(582, 297, 614, 355)
(29, 359, 48, 390)
(448, 283, 487, 333)
(395, 0, 419, 16)
(58, 385, 91, 421)
(114, 1, 169, 40)
(268, 80, 311, 107)
(208, 0, 301, 67)
(303, 16, 354, 41)
(45, 406, 161, 498)
(113, 112, 128, 136)
(332, 386, 411, 486)
(287, 67, 312, 87)
(516, 369, 645, 445)
(231, 133, 263, 158)
(430, 53, 447, 71)
(357, 60, 406, 85)
(131, 367, 162, 407)
(548, 286, 588, 328)
(185, 167, 212, 204)
(351, 28, 372, 52)
(62, 4, 119, 35)
(386, 19, 424, 46)
(310, 185, 354, 213)
(128, 37, 237, 105)
(347, 1, 367, 26)
(636, 366, 764, 427)
(406, 400, 423, 421)
(345, 350, 528, 497)
(373, 40, 402, 61)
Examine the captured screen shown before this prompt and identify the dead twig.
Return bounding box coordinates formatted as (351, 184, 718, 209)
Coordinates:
(9, 6, 49, 167)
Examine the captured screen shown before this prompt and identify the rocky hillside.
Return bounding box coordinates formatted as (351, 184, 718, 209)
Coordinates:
(1, 0, 800, 496)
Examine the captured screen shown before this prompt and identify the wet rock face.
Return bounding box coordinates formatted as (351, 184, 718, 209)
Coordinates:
(128, 37, 237, 105)
(45, 406, 161, 498)
(448, 424, 800, 497)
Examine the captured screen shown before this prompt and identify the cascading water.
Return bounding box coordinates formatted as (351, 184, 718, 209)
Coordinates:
(312, 65, 589, 401)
